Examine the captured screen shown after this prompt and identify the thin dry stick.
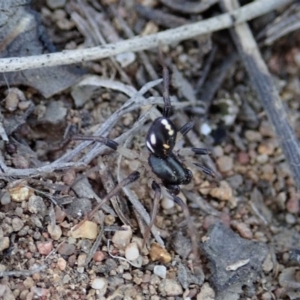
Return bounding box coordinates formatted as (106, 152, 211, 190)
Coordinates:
(98, 159, 132, 226)
(0, 265, 47, 278)
(221, 0, 300, 189)
(0, 161, 86, 178)
(0, 0, 292, 72)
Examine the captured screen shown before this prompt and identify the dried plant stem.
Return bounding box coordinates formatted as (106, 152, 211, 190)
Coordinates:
(221, 0, 300, 189)
(0, 0, 292, 73)
(0, 265, 47, 278)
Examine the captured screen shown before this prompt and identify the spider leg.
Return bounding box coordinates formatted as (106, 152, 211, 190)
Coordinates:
(158, 46, 172, 118)
(142, 181, 161, 248)
(73, 171, 140, 230)
(179, 121, 194, 137)
(73, 135, 139, 160)
(192, 147, 212, 156)
(177, 147, 212, 158)
(176, 121, 196, 142)
(193, 162, 216, 178)
(172, 195, 199, 262)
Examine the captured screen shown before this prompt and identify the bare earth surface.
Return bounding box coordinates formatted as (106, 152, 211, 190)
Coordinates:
(0, 1, 300, 299)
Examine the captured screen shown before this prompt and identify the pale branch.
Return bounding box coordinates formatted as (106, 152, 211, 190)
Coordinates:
(0, 0, 292, 73)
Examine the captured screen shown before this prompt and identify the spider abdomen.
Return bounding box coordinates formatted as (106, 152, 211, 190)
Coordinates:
(148, 152, 192, 185)
(146, 117, 177, 158)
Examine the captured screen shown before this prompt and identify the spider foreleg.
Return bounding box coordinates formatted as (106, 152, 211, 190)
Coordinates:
(193, 162, 216, 178)
(73, 135, 139, 160)
(142, 181, 161, 248)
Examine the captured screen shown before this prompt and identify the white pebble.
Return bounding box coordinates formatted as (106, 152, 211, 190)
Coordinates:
(125, 242, 140, 261)
(154, 265, 167, 279)
(116, 52, 136, 68)
(161, 195, 174, 210)
(112, 225, 132, 249)
(200, 123, 212, 136)
(91, 278, 107, 294)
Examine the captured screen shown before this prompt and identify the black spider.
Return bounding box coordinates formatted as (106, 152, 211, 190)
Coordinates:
(74, 48, 216, 261)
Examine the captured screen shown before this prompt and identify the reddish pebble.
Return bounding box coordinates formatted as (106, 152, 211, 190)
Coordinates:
(286, 196, 300, 214)
(58, 243, 76, 256)
(55, 206, 66, 223)
(37, 241, 53, 255)
(234, 222, 253, 239)
(202, 215, 219, 230)
(238, 152, 249, 165)
(93, 251, 106, 262)
(68, 255, 76, 267)
(220, 212, 231, 227)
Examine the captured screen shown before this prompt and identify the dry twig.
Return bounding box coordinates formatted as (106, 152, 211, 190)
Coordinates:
(0, 0, 292, 72)
(220, 0, 300, 189)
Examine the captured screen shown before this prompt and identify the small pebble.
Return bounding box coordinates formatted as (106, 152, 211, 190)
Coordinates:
(159, 278, 182, 296)
(62, 168, 76, 186)
(77, 254, 87, 267)
(278, 267, 300, 288)
(91, 278, 108, 295)
(258, 142, 275, 155)
(122, 272, 132, 280)
(153, 265, 167, 279)
(216, 156, 233, 173)
(58, 243, 76, 256)
(0, 237, 10, 251)
(28, 195, 47, 215)
(286, 194, 300, 214)
(12, 155, 30, 169)
(237, 152, 249, 165)
(37, 241, 53, 255)
(200, 123, 212, 136)
(46, 0, 66, 9)
(261, 292, 272, 300)
(259, 121, 275, 137)
(197, 282, 215, 300)
(93, 251, 106, 262)
(0, 192, 11, 205)
(23, 277, 34, 289)
(12, 217, 24, 231)
(112, 225, 132, 250)
(9, 186, 33, 202)
(149, 243, 171, 264)
(125, 243, 139, 261)
(285, 213, 296, 224)
(234, 222, 253, 239)
(55, 206, 66, 223)
(57, 257, 67, 271)
(47, 224, 62, 240)
(262, 253, 274, 273)
(63, 274, 71, 284)
(213, 146, 223, 157)
(209, 181, 233, 201)
(245, 130, 262, 142)
(116, 52, 136, 68)
(70, 221, 98, 239)
(161, 195, 175, 209)
(104, 215, 115, 226)
(5, 88, 23, 112)
(256, 154, 268, 164)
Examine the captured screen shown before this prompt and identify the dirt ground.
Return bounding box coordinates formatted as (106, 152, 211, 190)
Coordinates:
(0, 1, 300, 299)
